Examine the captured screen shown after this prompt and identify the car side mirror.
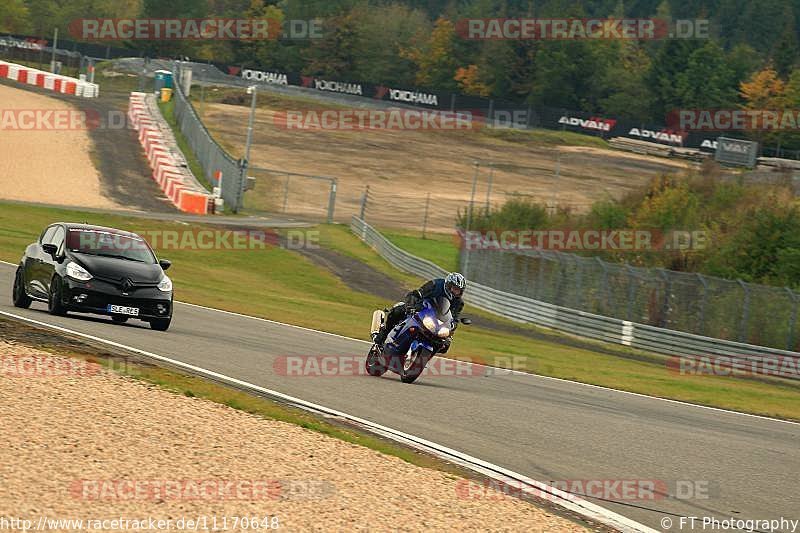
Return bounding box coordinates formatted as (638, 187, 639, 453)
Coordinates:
(42, 243, 58, 257)
(159, 259, 171, 271)
(460, 317, 472, 325)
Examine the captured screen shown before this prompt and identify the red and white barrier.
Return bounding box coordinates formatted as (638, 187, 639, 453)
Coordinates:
(0, 60, 99, 97)
(128, 92, 213, 215)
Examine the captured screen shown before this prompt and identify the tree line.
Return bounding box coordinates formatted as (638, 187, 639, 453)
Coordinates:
(2, 0, 800, 144)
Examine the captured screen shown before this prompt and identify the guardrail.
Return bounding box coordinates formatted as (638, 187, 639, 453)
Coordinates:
(351, 216, 800, 378)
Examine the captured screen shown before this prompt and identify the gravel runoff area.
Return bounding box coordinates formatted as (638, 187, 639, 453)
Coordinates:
(0, 341, 588, 532)
(0, 84, 120, 210)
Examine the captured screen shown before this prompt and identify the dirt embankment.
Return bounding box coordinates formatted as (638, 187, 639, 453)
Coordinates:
(0, 80, 175, 212)
(0, 83, 118, 209)
(200, 101, 688, 228)
(0, 340, 587, 532)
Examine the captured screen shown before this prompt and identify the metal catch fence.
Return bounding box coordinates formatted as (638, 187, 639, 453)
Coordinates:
(464, 247, 800, 352)
(351, 216, 800, 378)
(171, 66, 246, 211)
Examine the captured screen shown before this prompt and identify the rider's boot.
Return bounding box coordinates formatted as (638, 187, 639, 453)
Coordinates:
(372, 326, 388, 345)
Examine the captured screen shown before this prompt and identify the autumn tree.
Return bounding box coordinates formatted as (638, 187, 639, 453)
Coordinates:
(455, 65, 491, 96)
(0, 0, 30, 33)
(401, 17, 460, 91)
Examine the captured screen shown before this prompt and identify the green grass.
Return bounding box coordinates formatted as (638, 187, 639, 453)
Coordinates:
(94, 60, 142, 94)
(379, 227, 460, 272)
(157, 98, 213, 193)
(3, 201, 800, 421)
(316, 225, 420, 288)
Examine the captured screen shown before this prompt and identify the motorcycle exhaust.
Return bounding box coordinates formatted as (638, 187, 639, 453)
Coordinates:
(370, 309, 385, 336)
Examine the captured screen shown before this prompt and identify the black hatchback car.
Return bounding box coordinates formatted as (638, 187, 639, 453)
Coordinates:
(12, 223, 173, 331)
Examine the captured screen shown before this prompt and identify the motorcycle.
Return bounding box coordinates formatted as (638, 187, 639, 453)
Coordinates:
(365, 296, 471, 384)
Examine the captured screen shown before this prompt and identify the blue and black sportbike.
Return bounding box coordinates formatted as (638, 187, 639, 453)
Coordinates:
(365, 296, 471, 384)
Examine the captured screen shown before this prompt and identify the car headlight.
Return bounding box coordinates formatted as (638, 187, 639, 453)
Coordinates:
(157, 275, 173, 292)
(422, 315, 437, 333)
(437, 326, 450, 338)
(66, 261, 92, 281)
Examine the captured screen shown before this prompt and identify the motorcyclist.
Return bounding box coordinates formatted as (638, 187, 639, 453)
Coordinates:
(372, 272, 467, 346)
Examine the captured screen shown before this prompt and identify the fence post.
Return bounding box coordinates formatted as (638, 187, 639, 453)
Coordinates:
(658, 269, 670, 328)
(422, 192, 431, 238)
(574, 255, 584, 309)
(462, 161, 480, 279)
(327, 178, 337, 223)
(596, 257, 609, 314)
(535, 252, 546, 300)
(625, 265, 636, 321)
(485, 165, 494, 210)
(282, 175, 290, 212)
(737, 279, 750, 343)
(236, 161, 248, 213)
(359, 185, 369, 221)
(697, 273, 708, 336)
(786, 287, 799, 351)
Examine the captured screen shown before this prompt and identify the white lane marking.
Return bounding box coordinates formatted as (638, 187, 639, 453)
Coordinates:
(0, 308, 655, 533)
(1, 259, 797, 426)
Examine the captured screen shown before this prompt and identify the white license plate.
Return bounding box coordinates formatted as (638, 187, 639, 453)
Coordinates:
(107, 304, 139, 316)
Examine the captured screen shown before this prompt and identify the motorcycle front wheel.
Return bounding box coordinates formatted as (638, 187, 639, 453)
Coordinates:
(400, 347, 431, 384)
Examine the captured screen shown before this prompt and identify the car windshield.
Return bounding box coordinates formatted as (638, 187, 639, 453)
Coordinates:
(66, 229, 156, 264)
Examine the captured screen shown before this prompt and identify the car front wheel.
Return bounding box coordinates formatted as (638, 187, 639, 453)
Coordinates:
(48, 276, 67, 316)
(12, 267, 32, 309)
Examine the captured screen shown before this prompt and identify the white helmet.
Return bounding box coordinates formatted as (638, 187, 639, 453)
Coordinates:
(445, 272, 466, 299)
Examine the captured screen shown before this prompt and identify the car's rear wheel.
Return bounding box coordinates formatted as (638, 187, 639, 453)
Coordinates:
(48, 276, 67, 316)
(111, 315, 128, 324)
(12, 267, 31, 309)
(149, 317, 171, 331)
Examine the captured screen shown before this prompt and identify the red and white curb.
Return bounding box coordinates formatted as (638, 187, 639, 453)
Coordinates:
(129, 91, 213, 214)
(0, 60, 98, 97)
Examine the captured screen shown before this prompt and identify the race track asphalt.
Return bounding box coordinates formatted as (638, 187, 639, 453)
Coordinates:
(0, 263, 797, 531)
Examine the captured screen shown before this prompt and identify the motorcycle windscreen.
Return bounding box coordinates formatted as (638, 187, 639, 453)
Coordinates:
(433, 296, 453, 324)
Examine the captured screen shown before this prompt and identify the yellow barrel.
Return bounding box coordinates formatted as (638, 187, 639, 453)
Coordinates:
(160, 87, 173, 102)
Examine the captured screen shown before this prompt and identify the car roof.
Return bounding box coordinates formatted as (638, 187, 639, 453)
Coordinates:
(60, 223, 142, 239)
